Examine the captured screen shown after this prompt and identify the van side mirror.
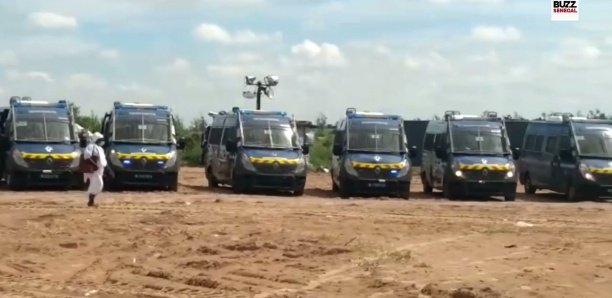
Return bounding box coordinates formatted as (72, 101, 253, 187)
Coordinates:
(408, 146, 417, 159)
(225, 139, 238, 153)
(512, 147, 521, 160)
(559, 149, 573, 161)
(176, 137, 187, 150)
(332, 144, 343, 156)
(302, 144, 310, 155)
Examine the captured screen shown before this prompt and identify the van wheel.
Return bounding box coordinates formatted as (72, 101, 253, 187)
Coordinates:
(232, 178, 248, 194)
(565, 183, 581, 202)
(339, 183, 351, 199)
(293, 187, 305, 197)
(524, 175, 536, 195)
(206, 167, 219, 188)
(398, 189, 410, 200)
(6, 173, 23, 191)
(504, 191, 516, 201)
(168, 178, 179, 192)
(443, 180, 457, 200)
(421, 172, 433, 194)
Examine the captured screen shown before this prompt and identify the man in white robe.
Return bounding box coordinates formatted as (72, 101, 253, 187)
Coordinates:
(83, 132, 107, 207)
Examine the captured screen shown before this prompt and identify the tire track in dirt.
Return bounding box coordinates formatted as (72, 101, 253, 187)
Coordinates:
(253, 233, 479, 298)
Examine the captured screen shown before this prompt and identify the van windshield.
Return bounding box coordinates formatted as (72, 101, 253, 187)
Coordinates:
(241, 116, 298, 149)
(574, 123, 612, 158)
(114, 112, 171, 144)
(14, 109, 74, 143)
(451, 122, 507, 155)
(347, 119, 404, 153)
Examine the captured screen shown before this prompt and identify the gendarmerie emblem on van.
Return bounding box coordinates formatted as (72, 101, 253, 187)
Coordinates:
(45, 146, 53, 153)
(374, 155, 381, 162)
(481, 159, 488, 164)
(141, 147, 148, 153)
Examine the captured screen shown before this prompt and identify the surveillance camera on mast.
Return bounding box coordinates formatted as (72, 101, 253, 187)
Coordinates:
(245, 76, 257, 85)
(242, 74, 279, 110)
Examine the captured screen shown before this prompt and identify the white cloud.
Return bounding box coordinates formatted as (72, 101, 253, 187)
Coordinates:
(193, 23, 281, 44)
(98, 49, 120, 60)
(0, 50, 19, 66)
(7, 70, 54, 82)
(605, 37, 612, 46)
(27, 12, 78, 29)
(552, 39, 601, 68)
(472, 25, 521, 42)
(0, 87, 4, 95)
(65, 73, 108, 90)
(156, 58, 191, 72)
(404, 51, 452, 72)
(469, 50, 500, 64)
(118, 83, 162, 98)
(291, 40, 346, 67)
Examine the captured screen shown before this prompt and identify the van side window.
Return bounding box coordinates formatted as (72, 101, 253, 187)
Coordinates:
(221, 117, 237, 144)
(424, 133, 434, 150)
(534, 136, 544, 152)
(525, 135, 535, 151)
(333, 130, 344, 147)
(545, 136, 558, 154)
(434, 133, 447, 148)
(210, 127, 222, 145)
(559, 136, 571, 150)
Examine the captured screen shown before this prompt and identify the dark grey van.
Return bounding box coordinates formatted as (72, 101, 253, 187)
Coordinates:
(421, 111, 517, 201)
(517, 115, 612, 200)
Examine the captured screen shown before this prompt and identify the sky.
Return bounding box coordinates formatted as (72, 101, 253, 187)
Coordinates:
(0, 0, 611, 123)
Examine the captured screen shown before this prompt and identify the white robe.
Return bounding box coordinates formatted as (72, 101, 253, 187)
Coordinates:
(83, 144, 107, 195)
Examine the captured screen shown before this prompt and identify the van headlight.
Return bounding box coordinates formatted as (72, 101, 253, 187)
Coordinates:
(398, 160, 411, 176)
(579, 163, 595, 181)
(241, 153, 256, 171)
(343, 158, 358, 176)
(295, 157, 306, 173)
(165, 151, 178, 168)
(12, 149, 29, 168)
(70, 151, 81, 168)
(506, 163, 516, 179)
(451, 162, 463, 177)
(109, 150, 123, 167)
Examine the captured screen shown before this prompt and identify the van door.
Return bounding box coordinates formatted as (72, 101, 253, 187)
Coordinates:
(219, 116, 238, 182)
(432, 133, 447, 188)
(331, 128, 344, 185)
(554, 133, 572, 192)
(544, 136, 562, 191)
(530, 135, 548, 186)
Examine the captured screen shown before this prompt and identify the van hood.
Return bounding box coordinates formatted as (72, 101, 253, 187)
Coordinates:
(453, 155, 512, 166)
(14, 143, 79, 154)
(347, 153, 404, 164)
(243, 148, 301, 159)
(581, 158, 612, 170)
(112, 144, 174, 154)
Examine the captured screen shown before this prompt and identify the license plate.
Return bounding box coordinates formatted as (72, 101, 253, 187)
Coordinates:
(41, 174, 59, 179)
(135, 174, 153, 179)
(368, 183, 386, 188)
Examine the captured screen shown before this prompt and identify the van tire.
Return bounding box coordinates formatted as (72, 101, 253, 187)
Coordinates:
(332, 182, 339, 192)
(398, 190, 410, 200)
(443, 179, 457, 200)
(6, 173, 23, 191)
(504, 191, 516, 201)
(339, 184, 351, 199)
(565, 183, 581, 202)
(293, 187, 305, 197)
(421, 172, 433, 194)
(232, 178, 248, 194)
(206, 167, 219, 188)
(524, 175, 536, 195)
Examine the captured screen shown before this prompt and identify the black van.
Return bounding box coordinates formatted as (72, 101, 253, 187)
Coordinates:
(331, 108, 416, 199)
(204, 107, 309, 195)
(101, 102, 185, 191)
(421, 111, 517, 201)
(517, 114, 612, 200)
(0, 96, 82, 190)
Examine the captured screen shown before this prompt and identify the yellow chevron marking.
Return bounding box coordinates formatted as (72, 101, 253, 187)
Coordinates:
(21, 152, 78, 160)
(351, 162, 405, 170)
(249, 157, 300, 165)
(590, 167, 612, 174)
(459, 163, 511, 171)
(117, 153, 172, 160)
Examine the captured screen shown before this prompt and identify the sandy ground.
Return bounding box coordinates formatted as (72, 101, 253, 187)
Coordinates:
(0, 167, 611, 298)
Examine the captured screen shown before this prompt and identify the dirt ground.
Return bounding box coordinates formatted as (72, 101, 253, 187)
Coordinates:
(0, 167, 611, 298)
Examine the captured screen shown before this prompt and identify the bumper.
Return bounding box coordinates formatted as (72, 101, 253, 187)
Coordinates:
(109, 166, 178, 188)
(235, 173, 306, 191)
(10, 169, 82, 187)
(448, 179, 516, 196)
(341, 176, 411, 195)
(576, 182, 612, 198)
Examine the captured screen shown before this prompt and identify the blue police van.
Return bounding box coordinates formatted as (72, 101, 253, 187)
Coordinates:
(0, 96, 81, 190)
(101, 102, 185, 191)
(331, 108, 416, 199)
(204, 108, 309, 195)
(421, 111, 517, 201)
(517, 114, 612, 200)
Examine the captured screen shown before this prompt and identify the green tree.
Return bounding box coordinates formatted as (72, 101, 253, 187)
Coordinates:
(73, 105, 101, 132)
